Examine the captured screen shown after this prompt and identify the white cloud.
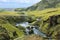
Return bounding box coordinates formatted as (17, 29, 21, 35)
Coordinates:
(13, 0, 30, 3)
(0, 0, 41, 8)
(0, 0, 8, 2)
(0, 0, 41, 3)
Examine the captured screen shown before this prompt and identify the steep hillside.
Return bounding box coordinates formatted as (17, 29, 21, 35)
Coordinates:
(0, 11, 37, 40)
(0, 11, 24, 40)
(26, 0, 60, 11)
(0, 8, 60, 40)
(13, 8, 60, 40)
(26, 8, 60, 39)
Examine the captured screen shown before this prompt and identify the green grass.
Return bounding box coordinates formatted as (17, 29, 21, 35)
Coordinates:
(0, 8, 60, 39)
(26, 8, 60, 20)
(0, 11, 24, 39)
(0, 11, 20, 16)
(25, 8, 60, 38)
(2, 23, 24, 37)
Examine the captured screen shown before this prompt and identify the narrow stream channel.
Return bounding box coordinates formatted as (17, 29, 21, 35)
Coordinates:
(16, 22, 52, 40)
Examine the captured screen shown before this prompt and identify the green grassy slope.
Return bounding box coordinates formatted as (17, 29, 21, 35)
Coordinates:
(0, 11, 24, 40)
(26, 8, 60, 20)
(26, 8, 60, 38)
(0, 7, 60, 40)
(26, 0, 60, 11)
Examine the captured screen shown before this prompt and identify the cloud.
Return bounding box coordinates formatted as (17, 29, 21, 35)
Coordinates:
(0, 0, 41, 8)
(0, 0, 41, 3)
(0, 0, 8, 2)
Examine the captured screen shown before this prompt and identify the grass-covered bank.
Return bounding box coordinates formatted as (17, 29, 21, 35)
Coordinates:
(25, 8, 60, 39)
(0, 11, 25, 40)
(0, 8, 60, 40)
(0, 11, 37, 40)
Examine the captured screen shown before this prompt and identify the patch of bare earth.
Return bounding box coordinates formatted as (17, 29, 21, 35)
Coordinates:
(24, 35, 44, 40)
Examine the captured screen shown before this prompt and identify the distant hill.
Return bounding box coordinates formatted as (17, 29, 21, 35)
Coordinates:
(26, 0, 60, 11)
(0, 8, 15, 12)
(5, 8, 15, 11)
(14, 8, 26, 12)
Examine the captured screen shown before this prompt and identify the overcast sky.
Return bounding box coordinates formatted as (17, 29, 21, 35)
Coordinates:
(0, 0, 41, 8)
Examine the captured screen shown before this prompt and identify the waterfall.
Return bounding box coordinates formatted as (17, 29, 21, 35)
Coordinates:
(33, 27, 47, 37)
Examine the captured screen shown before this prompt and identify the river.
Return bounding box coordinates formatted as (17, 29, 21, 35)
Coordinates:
(16, 22, 52, 40)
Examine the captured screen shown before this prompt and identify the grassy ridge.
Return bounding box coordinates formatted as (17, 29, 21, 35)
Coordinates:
(2, 23, 24, 37)
(26, 8, 60, 38)
(26, 0, 60, 11)
(0, 8, 60, 40)
(0, 11, 24, 39)
(26, 8, 60, 20)
(0, 11, 19, 16)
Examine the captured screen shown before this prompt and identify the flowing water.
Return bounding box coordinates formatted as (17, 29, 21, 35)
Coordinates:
(16, 22, 51, 40)
(16, 22, 46, 37)
(16, 22, 30, 28)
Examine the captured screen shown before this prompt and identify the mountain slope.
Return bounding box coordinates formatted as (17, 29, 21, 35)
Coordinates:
(26, 0, 60, 11)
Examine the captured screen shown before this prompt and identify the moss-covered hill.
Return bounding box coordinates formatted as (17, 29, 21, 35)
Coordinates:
(0, 7, 60, 40)
(0, 11, 25, 40)
(12, 8, 60, 40)
(0, 11, 37, 40)
(25, 8, 60, 39)
(26, 0, 60, 11)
